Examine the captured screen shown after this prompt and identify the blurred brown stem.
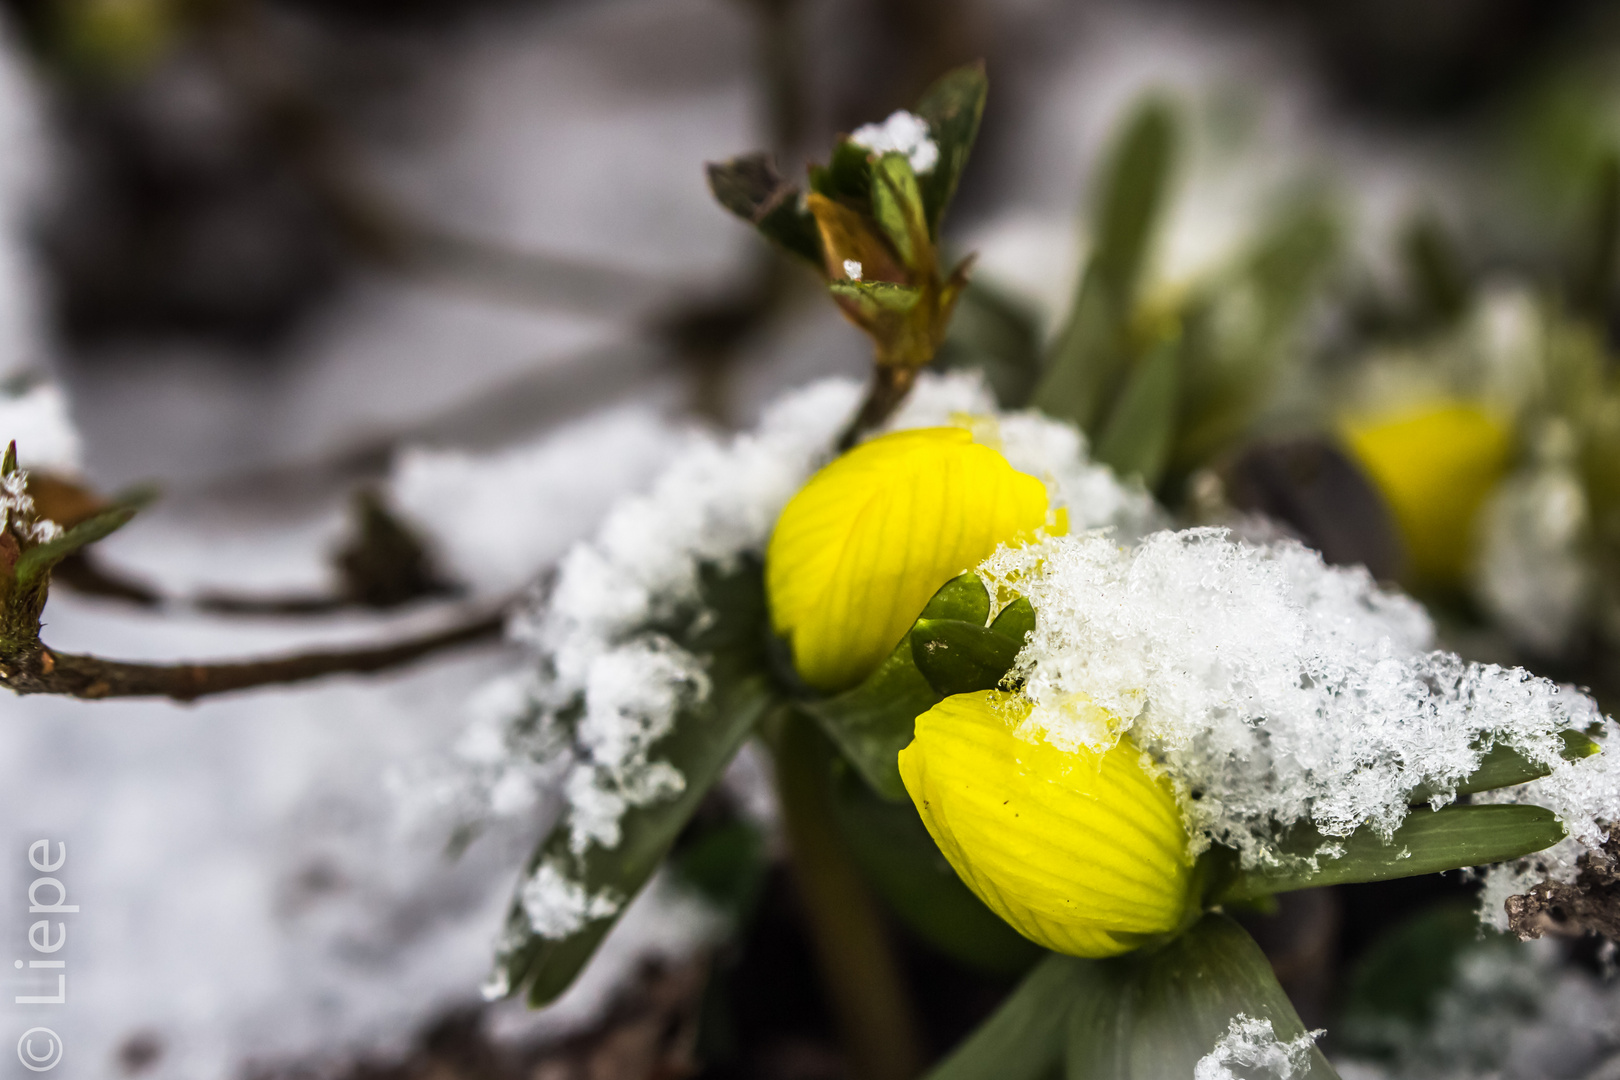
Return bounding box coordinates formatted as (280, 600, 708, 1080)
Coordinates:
(773, 710, 924, 1080)
(0, 609, 503, 702)
(838, 366, 919, 451)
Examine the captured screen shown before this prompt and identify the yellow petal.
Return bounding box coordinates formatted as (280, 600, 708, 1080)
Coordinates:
(899, 690, 1193, 958)
(767, 427, 1050, 692)
(1341, 401, 1513, 585)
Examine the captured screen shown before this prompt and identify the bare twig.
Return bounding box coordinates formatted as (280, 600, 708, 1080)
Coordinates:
(0, 609, 503, 703)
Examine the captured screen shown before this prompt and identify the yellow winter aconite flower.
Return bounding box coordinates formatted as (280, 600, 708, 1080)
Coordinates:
(767, 427, 1050, 692)
(1341, 401, 1513, 585)
(898, 690, 1194, 958)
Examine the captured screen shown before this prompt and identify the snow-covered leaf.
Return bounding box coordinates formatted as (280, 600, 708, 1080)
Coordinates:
(493, 561, 777, 1006)
(1219, 805, 1567, 902)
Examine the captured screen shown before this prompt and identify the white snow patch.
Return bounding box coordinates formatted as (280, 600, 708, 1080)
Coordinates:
(1195, 1014, 1322, 1080)
(850, 109, 940, 174)
(388, 404, 689, 596)
(0, 382, 83, 474)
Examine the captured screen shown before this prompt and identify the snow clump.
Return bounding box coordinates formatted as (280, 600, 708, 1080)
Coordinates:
(850, 109, 940, 174)
(1195, 1014, 1323, 1080)
(979, 528, 1620, 880)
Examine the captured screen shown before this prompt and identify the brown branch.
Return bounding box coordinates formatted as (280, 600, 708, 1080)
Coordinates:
(0, 610, 505, 703)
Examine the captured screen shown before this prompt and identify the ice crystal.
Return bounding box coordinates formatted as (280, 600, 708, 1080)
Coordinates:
(980, 528, 1615, 872)
(850, 109, 940, 174)
(1195, 1014, 1322, 1080)
(843, 259, 863, 281)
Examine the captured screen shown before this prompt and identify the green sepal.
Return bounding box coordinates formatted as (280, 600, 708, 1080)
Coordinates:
(1066, 913, 1339, 1079)
(1218, 804, 1567, 903)
(800, 573, 990, 799)
(910, 598, 1034, 696)
(1407, 729, 1599, 804)
(705, 153, 823, 266)
(914, 61, 988, 238)
(1091, 333, 1180, 489)
(830, 763, 1042, 975)
(927, 953, 1110, 1080)
(493, 561, 777, 1006)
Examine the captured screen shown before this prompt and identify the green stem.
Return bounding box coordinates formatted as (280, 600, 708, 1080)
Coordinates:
(773, 711, 925, 1080)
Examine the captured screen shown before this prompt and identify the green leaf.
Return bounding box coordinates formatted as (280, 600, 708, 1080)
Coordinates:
(14, 502, 143, 592)
(1219, 804, 1567, 903)
(830, 764, 1042, 975)
(1336, 902, 1522, 1061)
(706, 153, 822, 266)
(927, 954, 1110, 1080)
(935, 278, 1044, 408)
(1408, 729, 1599, 804)
(828, 278, 923, 318)
(494, 561, 777, 1006)
(1091, 334, 1179, 489)
(1032, 99, 1177, 434)
(870, 152, 930, 270)
(800, 573, 990, 799)
(1067, 913, 1339, 1078)
(811, 138, 876, 210)
(914, 60, 988, 237)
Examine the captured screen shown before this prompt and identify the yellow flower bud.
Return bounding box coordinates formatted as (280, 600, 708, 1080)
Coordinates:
(1341, 401, 1513, 585)
(767, 427, 1050, 692)
(898, 690, 1194, 958)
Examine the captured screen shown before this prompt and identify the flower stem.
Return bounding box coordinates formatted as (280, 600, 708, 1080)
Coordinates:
(773, 710, 924, 1080)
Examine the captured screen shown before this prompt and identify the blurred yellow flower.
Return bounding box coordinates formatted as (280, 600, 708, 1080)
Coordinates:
(766, 426, 1050, 692)
(898, 690, 1194, 958)
(1341, 401, 1513, 585)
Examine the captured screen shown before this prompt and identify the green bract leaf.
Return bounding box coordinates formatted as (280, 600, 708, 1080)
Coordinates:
(705, 153, 822, 266)
(927, 954, 1109, 1080)
(811, 138, 876, 210)
(910, 619, 1020, 695)
(1407, 729, 1599, 804)
(830, 765, 1042, 975)
(494, 562, 777, 1006)
(1219, 804, 1567, 903)
(1033, 98, 1177, 434)
(801, 573, 989, 799)
(1066, 913, 1339, 1079)
(914, 61, 988, 237)
(1092, 333, 1180, 488)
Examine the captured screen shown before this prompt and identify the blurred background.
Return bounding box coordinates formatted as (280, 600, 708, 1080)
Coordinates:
(3, 0, 1620, 1077)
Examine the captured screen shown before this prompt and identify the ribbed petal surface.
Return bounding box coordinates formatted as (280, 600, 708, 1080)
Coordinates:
(767, 427, 1049, 692)
(899, 690, 1193, 958)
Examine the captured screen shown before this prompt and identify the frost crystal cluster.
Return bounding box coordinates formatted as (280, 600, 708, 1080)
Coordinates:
(1195, 1015, 1322, 1080)
(850, 109, 940, 174)
(461, 373, 1149, 939)
(980, 529, 1620, 881)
